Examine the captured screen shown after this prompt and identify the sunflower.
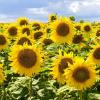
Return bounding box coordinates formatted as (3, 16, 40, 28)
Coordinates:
(51, 17, 74, 44)
(74, 22, 81, 31)
(87, 44, 100, 65)
(6, 24, 19, 38)
(82, 22, 92, 34)
(0, 64, 5, 85)
(9, 44, 43, 77)
(51, 50, 74, 84)
(17, 17, 29, 26)
(31, 21, 43, 31)
(64, 58, 96, 90)
(32, 30, 45, 40)
(0, 33, 8, 50)
(49, 14, 58, 22)
(15, 34, 34, 45)
(19, 25, 31, 36)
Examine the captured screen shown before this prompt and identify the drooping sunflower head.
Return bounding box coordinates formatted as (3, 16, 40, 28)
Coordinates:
(87, 44, 100, 65)
(51, 51, 74, 84)
(0, 64, 5, 85)
(9, 44, 43, 77)
(0, 33, 8, 50)
(51, 17, 74, 44)
(17, 17, 29, 26)
(64, 59, 96, 90)
(19, 25, 31, 36)
(49, 14, 58, 22)
(7, 24, 18, 38)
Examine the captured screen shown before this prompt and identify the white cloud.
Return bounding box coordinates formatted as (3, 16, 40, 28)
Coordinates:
(26, 7, 49, 15)
(0, 14, 15, 22)
(69, 1, 80, 13)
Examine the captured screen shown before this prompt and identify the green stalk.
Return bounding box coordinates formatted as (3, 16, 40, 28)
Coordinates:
(29, 77, 32, 100)
(79, 90, 83, 100)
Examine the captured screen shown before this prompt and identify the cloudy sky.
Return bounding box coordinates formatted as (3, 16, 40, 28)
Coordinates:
(0, 0, 100, 22)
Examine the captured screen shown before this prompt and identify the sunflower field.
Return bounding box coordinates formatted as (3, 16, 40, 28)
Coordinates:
(0, 14, 100, 100)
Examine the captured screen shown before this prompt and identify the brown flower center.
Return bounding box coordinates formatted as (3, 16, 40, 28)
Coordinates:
(56, 22, 70, 36)
(58, 58, 73, 74)
(93, 47, 100, 59)
(34, 32, 43, 39)
(18, 49, 37, 68)
(72, 67, 90, 82)
(96, 30, 100, 36)
(43, 39, 53, 46)
(22, 28, 30, 35)
(0, 35, 6, 45)
(51, 16, 56, 21)
(84, 25, 91, 32)
(8, 27, 17, 36)
(17, 37, 32, 45)
(72, 34, 83, 44)
(75, 26, 81, 31)
(46, 28, 51, 33)
(32, 23, 41, 31)
(20, 20, 28, 26)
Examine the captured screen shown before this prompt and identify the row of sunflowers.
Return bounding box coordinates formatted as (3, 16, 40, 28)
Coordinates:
(0, 14, 100, 100)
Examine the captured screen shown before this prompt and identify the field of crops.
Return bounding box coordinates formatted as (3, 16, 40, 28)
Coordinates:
(0, 14, 100, 100)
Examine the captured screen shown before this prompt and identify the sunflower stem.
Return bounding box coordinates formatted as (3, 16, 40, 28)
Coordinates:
(79, 90, 83, 100)
(29, 77, 32, 100)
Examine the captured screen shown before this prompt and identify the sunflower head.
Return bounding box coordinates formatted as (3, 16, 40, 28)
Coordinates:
(0, 33, 8, 50)
(31, 22, 42, 31)
(82, 22, 92, 33)
(49, 14, 58, 22)
(7, 24, 18, 38)
(87, 44, 100, 65)
(15, 34, 33, 45)
(72, 34, 83, 44)
(17, 17, 29, 26)
(9, 44, 43, 77)
(51, 51, 74, 84)
(33, 30, 44, 40)
(20, 25, 31, 36)
(51, 17, 74, 44)
(96, 30, 100, 36)
(64, 59, 96, 90)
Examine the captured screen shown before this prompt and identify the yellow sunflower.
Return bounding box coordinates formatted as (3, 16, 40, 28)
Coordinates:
(0, 64, 5, 85)
(9, 44, 43, 77)
(51, 17, 74, 44)
(64, 58, 96, 90)
(87, 44, 100, 65)
(40, 36, 54, 46)
(6, 24, 19, 39)
(15, 34, 34, 45)
(82, 22, 92, 37)
(17, 17, 29, 26)
(31, 21, 43, 31)
(19, 25, 32, 36)
(51, 50, 74, 84)
(48, 14, 58, 22)
(0, 33, 9, 50)
(32, 30, 45, 40)
(74, 22, 82, 31)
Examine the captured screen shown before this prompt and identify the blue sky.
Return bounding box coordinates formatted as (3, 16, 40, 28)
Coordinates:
(0, 0, 100, 22)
